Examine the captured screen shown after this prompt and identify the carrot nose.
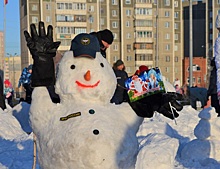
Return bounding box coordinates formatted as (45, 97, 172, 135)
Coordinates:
(84, 70, 91, 81)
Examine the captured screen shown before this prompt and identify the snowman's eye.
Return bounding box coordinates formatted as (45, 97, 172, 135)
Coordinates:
(100, 63, 104, 67)
(70, 65, 75, 69)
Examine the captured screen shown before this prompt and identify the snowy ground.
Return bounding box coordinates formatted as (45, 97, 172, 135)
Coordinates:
(0, 102, 220, 169)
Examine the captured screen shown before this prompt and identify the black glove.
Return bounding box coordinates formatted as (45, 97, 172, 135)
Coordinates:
(129, 92, 183, 120)
(158, 92, 183, 119)
(24, 21, 61, 87)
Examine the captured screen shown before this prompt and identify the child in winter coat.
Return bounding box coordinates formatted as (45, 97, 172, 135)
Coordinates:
(18, 64, 33, 104)
(4, 80, 14, 107)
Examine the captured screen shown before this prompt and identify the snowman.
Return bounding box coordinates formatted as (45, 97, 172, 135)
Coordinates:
(29, 32, 143, 169)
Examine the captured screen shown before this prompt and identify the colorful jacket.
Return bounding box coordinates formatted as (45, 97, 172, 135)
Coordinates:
(18, 67, 32, 88)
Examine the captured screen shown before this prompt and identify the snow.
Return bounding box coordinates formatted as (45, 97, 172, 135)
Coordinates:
(1, 102, 220, 168)
(1, 49, 220, 168)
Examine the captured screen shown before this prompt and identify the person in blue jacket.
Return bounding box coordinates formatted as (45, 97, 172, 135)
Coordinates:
(18, 64, 33, 103)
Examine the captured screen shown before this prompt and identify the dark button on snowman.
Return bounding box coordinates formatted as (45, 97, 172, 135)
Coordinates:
(30, 33, 143, 169)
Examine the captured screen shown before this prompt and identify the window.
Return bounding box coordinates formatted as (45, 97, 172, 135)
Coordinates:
(127, 44, 131, 52)
(165, 11, 170, 17)
(56, 15, 74, 22)
(72, 3, 86, 10)
(174, 45, 178, 51)
(32, 16, 38, 23)
(187, 65, 201, 72)
(113, 44, 118, 51)
(112, 22, 118, 28)
(175, 56, 178, 62)
(57, 26, 74, 34)
(57, 3, 73, 10)
(135, 54, 153, 61)
(197, 77, 201, 84)
(46, 16, 51, 23)
(126, 21, 130, 27)
(126, 33, 131, 39)
(135, 20, 153, 27)
(88, 6, 94, 12)
(174, 23, 178, 29)
(165, 44, 170, 50)
(125, 0, 131, 4)
(74, 15, 86, 22)
(126, 56, 132, 61)
(74, 27, 87, 34)
(112, 10, 117, 17)
(165, 22, 170, 28)
(218, 0, 220, 4)
(89, 16, 94, 23)
(164, 0, 170, 6)
(46, 4, 51, 10)
(135, 8, 152, 15)
(165, 67, 169, 72)
(175, 34, 178, 40)
(112, 0, 118, 5)
(174, 1, 178, 7)
(136, 31, 153, 38)
(32, 4, 38, 11)
(100, 18, 105, 25)
(113, 56, 118, 62)
(165, 33, 170, 39)
(174, 12, 179, 19)
(165, 56, 170, 62)
(126, 9, 132, 16)
(113, 33, 117, 39)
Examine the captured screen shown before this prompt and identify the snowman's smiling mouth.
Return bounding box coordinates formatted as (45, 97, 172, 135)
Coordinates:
(75, 80, 100, 88)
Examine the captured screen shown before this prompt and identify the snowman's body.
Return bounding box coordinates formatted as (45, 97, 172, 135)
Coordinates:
(30, 51, 143, 169)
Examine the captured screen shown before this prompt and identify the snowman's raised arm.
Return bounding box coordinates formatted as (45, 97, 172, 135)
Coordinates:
(24, 21, 60, 87)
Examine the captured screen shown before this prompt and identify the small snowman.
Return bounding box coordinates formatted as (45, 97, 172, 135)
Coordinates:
(30, 33, 143, 169)
(181, 107, 220, 165)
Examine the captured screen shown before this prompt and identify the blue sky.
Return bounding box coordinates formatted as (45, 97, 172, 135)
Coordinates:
(0, 1, 20, 56)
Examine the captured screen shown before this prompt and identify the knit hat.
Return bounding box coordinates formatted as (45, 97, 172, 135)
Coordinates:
(115, 59, 124, 67)
(4, 79, 10, 86)
(28, 64, 33, 71)
(100, 29, 114, 44)
(139, 65, 149, 73)
(70, 33, 100, 58)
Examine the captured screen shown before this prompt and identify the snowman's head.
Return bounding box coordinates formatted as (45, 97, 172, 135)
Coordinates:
(55, 33, 117, 103)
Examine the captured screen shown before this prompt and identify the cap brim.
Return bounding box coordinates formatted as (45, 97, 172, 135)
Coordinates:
(73, 48, 96, 59)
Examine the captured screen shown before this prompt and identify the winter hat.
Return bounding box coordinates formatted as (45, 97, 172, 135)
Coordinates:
(115, 59, 124, 67)
(4, 79, 10, 86)
(70, 33, 100, 59)
(216, 14, 220, 28)
(139, 65, 149, 73)
(28, 64, 33, 71)
(100, 29, 114, 44)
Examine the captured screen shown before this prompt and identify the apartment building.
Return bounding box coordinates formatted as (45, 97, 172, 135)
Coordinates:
(20, 0, 183, 84)
(182, 0, 220, 87)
